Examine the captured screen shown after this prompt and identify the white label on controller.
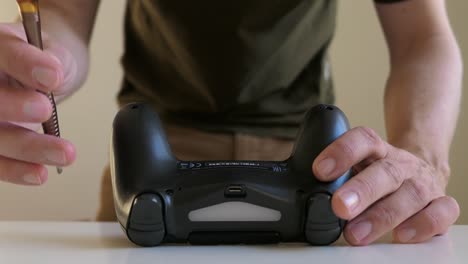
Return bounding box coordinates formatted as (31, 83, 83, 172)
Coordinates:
(188, 202, 281, 222)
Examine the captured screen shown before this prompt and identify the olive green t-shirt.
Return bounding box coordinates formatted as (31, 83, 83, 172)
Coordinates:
(118, 0, 337, 139)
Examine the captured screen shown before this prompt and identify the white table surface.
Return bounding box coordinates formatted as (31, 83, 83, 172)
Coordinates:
(0, 221, 465, 264)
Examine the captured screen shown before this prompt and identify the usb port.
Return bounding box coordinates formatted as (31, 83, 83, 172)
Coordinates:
(228, 186, 243, 193)
(225, 184, 246, 198)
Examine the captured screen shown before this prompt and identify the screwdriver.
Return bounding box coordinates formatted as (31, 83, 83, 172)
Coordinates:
(16, 0, 63, 174)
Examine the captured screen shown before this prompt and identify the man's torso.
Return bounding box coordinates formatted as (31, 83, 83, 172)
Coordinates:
(119, 0, 337, 138)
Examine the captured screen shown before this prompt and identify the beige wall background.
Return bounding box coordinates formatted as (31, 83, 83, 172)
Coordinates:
(0, 1, 466, 224)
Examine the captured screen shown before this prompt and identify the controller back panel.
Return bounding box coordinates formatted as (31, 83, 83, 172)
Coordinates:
(110, 103, 352, 246)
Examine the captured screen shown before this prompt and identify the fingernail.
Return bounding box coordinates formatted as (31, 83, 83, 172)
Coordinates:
(397, 228, 416, 243)
(317, 158, 335, 176)
(350, 221, 372, 242)
(340, 191, 359, 212)
(24, 101, 48, 120)
(45, 150, 66, 164)
(32, 67, 59, 88)
(23, 174, 41, 185)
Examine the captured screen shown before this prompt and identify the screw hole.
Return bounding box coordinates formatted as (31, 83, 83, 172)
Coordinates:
(131, 105, 139, 109)
(165, 189, 174, 195)
(297, 189, 305, 195)
(326, 106, 334, 110)
(178, 187, 182, 191)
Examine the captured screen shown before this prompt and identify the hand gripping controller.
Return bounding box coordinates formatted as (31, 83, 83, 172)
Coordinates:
(110, 103, 352, 246)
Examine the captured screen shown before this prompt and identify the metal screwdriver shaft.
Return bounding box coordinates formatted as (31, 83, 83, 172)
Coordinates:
(17, 0, 63, 174)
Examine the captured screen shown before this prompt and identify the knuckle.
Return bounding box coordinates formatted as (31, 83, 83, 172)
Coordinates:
(439, 163, 452, 180)
(6, 44, 28, 73)
(352, 176, 377, 201)
(379, 159, 404, 187)
(357, 127, 385, 148)
(18, 138, 40, 161)
(16, 145, 30, 161)
(370, 204, 398, 227)
(356, 126, 380, 143)
(334, 138, 356, 161)
(405, 179, 432, 206)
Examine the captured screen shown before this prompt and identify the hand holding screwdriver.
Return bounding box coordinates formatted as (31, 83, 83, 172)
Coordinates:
(0, 1, 77, 185)
(17, 0, 63, 174)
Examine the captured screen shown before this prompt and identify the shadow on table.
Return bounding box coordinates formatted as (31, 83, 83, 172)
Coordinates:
(1, 221, 445, 255)
(113, 235, 454, 264)
(0, 223, 456, 264)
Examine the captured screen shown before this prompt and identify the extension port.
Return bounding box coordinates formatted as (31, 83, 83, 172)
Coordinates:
(224, 185, 246, 198)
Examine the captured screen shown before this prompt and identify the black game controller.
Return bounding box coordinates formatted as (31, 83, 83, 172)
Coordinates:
(110, 103, 353, 247)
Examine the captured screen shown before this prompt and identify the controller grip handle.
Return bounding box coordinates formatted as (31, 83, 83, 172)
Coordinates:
(111, 103, 176, 225)
(290, 104, 350, 177)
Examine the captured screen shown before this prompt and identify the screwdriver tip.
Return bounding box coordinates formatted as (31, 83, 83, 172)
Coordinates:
(57, 167, 63, 174)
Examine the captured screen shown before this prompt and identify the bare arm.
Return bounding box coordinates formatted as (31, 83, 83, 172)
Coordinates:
(312, 0, 462, 245)
(375, 0, 463, 177)
(38, 0, 101, 96)
(39, 0, 100, 45)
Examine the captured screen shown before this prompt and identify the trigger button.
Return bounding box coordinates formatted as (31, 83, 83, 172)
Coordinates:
(306, 193, 338, 224)
(305, 193, 342, 245)
(128, 193, 165, 246)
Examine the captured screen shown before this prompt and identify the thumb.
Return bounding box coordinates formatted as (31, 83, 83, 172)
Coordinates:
(42, 43, 78, 97)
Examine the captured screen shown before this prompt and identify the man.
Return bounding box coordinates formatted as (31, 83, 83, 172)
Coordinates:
(0, 0, 462, 246)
